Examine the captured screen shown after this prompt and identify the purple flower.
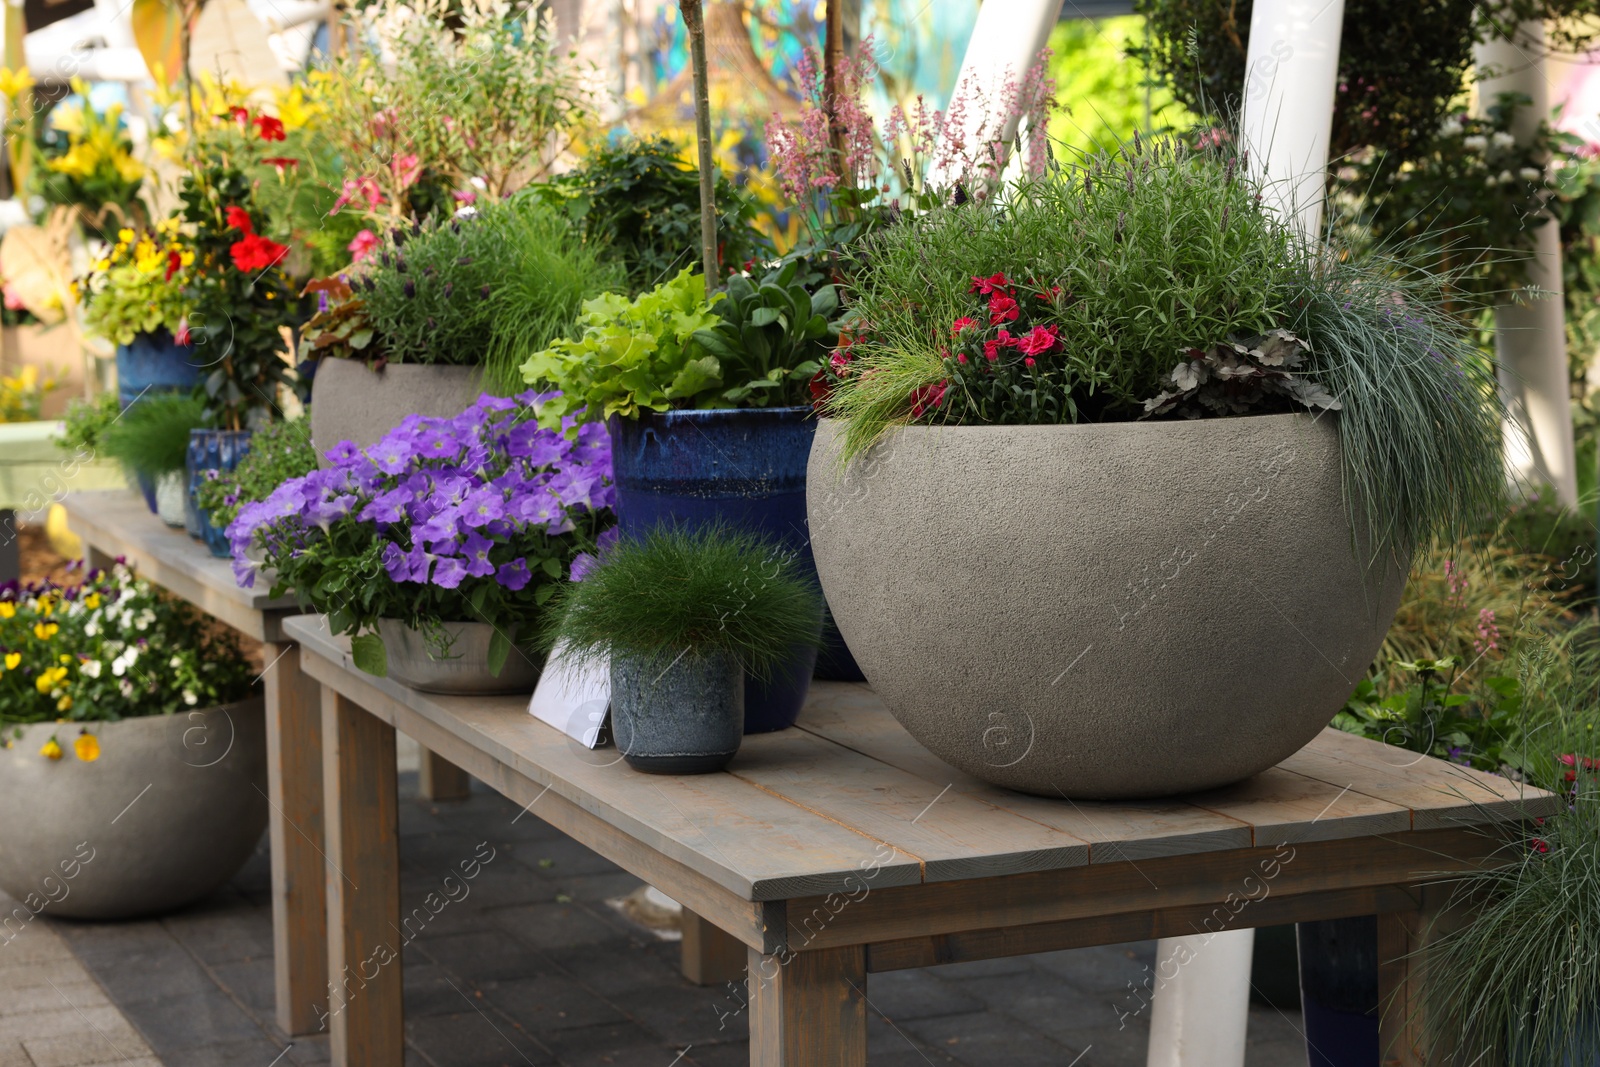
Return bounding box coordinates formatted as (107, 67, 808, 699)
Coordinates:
(360, 487, 415, 525)
(414, 509, 462, 546)
(460, 488, 506, 528)
(460, 531, 496, 578)
(367, 438, 415, 475)
(325, 440, 361, 465)
(569, 552, 598, 582)
(432, 556, 467, 588)
(496, 558, 531, 590)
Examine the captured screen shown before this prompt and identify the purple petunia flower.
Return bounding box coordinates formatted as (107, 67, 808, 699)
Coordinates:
(460, 531, 496, 578)
(496, 558, 531, 591)
(432, 556, 467, 588)
(460, 488, 507, 528)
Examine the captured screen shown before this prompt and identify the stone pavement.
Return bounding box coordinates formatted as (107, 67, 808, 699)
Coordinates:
(29, 768, 1308, 1067)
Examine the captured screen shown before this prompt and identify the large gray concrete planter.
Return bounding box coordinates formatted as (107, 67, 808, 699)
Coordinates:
(807, 414, 1406, 799)
(0, 698, 268, 918)
(310, 357, 482, 467)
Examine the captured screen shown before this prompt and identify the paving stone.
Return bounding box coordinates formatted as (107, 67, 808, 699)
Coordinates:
(1048, 1023, 1149, 1067)
(540, 939, 681, 999)
(404, 1009, 556, 1066)
(0, 981, 108, 1017)
(481, 973, 625, 1032)
(21, 1028, 150, 1067)
(1031, 942, 1157, 998)
(545, 872, 649, 907)
(0, 1006, 139, 1042)
(604, 980, 745, 1046)
(83, 941, 218, 1007)
(0, 924, 74, 964)
(208, 956, 277, 1018)
(0, 960, 94, 992)
(159, 1037, 293, 1067)
(413, 931, 549, 984)
(162, 907, 276, 965)
(488, 901, 626, 952)
(508, 837, 627, 880)
(285, 1033, 331, 1067)
(0, 1038, 29, 1067)
(860, 968, 985, 1023)
(47, 922, 176, 968)
(403, 962, 484, 1020)
(899, 1010, 1084, 1067)
(118, 987, 266, 1052)
(534, 1021, 674, 1064)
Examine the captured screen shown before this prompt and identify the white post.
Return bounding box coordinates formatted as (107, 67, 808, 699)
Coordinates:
(1476, 22, 1579, 508)
(1145, 931, 1257, 1067)
(929, 0, 1059, 187)
(1238, 0, 1347, 237)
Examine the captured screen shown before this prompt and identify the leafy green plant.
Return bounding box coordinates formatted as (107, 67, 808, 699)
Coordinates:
(826, 132, 1504, 556)
(538, 135, 768, 294)
(1334, 658, 1523, 772)
(194, 417, 317, 530)
(543, 524, 823, 682)
(57, 392, 119, 455)
(75, 223, 194, 347)
(520, 268, 725, 429)
(358, 213, 508, 365)
(98, 392, 204, 478)
(691, 260, 836, 407)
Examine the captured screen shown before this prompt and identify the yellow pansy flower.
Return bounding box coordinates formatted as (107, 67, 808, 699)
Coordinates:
(83, 593, 100, 609)
(0, 602, 13, 618)
(33, 622, 58, 640)
(57, 654, 71, 665)
(36, 597, 52, 616)
(3, 652, 19, 670)
(73, 732, 98, 761)
(117, 228, 134, 244)
(57, 695, 73, 712)
(39, 738, 62, 760)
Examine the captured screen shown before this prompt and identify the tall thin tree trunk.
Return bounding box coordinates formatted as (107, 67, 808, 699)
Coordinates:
(678, 0, 717, 299)
(823, 0, 846, 169)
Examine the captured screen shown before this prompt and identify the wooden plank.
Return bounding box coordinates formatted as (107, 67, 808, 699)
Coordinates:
(1378, 884, 1449, 1067)
(1183, 764, 1411, 845)
(681, 909, 748, 986)
(321, 688, 403, 1067)
(782, 828, 1504, 952)
(63, 491, 297, 641)
(731, 727, 1089, 881)
(865, 883, 1420, 972)
(418, 750, 471, 802)
(264, 642, 328, 1037)
(748, 944, 867, 1067)
(288, 616, 924, 902)
(1306, 727, 1565, 825)
(800, 682, 1255, 862)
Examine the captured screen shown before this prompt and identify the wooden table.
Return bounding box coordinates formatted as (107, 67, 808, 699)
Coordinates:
(58, 491, 475, 1039)
(283, 612, 1560, 1067)
(0, 422, 124, 581)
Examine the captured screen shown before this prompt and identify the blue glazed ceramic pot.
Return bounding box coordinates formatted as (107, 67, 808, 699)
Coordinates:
(115, 330, 203, 412)
(608, 407, 847, 732)
(187, 430, 252, 555)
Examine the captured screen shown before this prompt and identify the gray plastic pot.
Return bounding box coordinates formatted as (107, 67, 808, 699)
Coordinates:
(610, 650, 743, 774)
(806, 413, 1406, 799)
(377, 619, 542, 695)
(309, 357, 482, 466)
(0, 698, 268, 919)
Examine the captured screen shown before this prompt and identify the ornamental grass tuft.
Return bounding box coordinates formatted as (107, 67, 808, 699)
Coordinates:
(99, 392, 205, 478)
(543, 524, 823, 682)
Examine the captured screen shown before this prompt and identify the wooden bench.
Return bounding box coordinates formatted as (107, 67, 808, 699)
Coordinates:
(284, 611, 1560, 1066)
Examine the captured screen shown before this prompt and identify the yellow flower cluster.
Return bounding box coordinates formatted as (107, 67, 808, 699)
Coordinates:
(0, 66, 35, 102)
(37, 733, 98, 761)
(44, 80, 144, 186)
(0, 365, 57, 424)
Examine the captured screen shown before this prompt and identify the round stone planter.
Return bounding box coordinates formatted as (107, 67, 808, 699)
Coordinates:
(610, 649, 743, 774)
(806, 413, 1406, 799)
(0, 698, 269, 919)
(376, 619, 542, 695)
(309, 357, 482, 467)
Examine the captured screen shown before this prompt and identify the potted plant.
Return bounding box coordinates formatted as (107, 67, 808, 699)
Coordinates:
(521, 264, 834, 730)
(99, 392, 205, 527)
(75, 221, 200, 413)
(194, 416, 317, 559)
(544, 524, 823, 774)
(229, 394, 614, 693)
(808, 131, 1505, 799)
(301, 196, 620, 459)
(0, 560, 263, 919)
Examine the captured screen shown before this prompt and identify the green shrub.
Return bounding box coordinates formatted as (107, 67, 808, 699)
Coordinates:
(99, 393, 204, 478)
(194, 417, 318, 531)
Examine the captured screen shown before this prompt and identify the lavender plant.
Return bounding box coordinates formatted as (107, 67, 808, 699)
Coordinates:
(228, 394, 614, 677)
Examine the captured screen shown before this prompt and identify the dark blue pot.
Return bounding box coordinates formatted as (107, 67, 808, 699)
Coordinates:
(1297, 917, 1379, 1067)
(135, 472, 159, 515)
(608, 407, 835, 733)
(115, 330, 203, 412)
(187, 430, 252, 556)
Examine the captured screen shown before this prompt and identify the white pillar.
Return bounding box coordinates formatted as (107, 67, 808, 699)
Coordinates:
(1238, 0, 1347, 237)
(930, 0, 1059, 186)
(1476, 22, 1579, 508)
(1145, 930, 1257, 1067)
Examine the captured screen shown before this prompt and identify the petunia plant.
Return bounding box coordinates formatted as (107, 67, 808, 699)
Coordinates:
(228, 394, 615, 678)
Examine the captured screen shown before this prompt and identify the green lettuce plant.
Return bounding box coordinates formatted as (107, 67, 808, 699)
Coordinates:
(690, 260, 836, 407)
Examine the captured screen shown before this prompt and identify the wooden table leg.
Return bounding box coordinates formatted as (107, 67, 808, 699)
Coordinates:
(680, 909, 746, 986)
(747, 945, 866, 1067)
(265, 641, 328, 1036)
(0, 510, 18, 585)
(1378, 886, 1447, 1067)
(417, 749, 471, 801)
(322, 688, 403, 1066)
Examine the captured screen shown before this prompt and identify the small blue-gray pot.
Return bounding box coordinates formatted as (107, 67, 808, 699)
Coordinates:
(610, 650, 743, 775)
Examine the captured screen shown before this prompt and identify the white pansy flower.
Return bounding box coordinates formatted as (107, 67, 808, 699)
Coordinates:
(1498, 170, 1515, 185)
(1463, 134, 1488, 152)
(183, 690, 198, 706)
(84, 621, 98, 637)
(1439, 118, 1463, 137)
(82, 660, 102, 679)
(1519, 167, 1542, 181)
(1491, 131, 1516, 149)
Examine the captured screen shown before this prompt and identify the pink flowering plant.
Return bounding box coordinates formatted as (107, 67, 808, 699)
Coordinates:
(228, 393, 615, 678)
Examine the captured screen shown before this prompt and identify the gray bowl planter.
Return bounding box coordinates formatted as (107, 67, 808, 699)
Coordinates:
(806, 413, 1406, 799)
(309, 357, 482, 467)
(611, 650, 743, 774)
(0, 698, 268, 919)
(377, 619, 542, 695)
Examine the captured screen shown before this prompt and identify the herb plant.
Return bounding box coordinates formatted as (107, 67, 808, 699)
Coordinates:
(229, 395, 614, 679)
(57, 393, 119, 455)
(691, 260, 836, 407)
(99, 392, 204, 479)
(0, 561, 255, 728)
(544, 524, 823, 682)
(194, 417, 317, 531)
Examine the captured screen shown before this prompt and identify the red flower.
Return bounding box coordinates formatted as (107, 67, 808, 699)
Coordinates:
(175, 317, 191, 346)
(224, 206, 254, 235)
(262, 157, 300, 175)
(1016, 325, 1060, 357)
(969, 273, 1009, 295)
(227, 106, 250, 128)
(956, 353, 968, 364)
(809, 368, 832, 409)
(908, 380, 947, 418)
(1024, 357, 1037, 368)
(346, 229, 380, 263)
(164, 249, 182, 282)
(951, 317, 978, 336)
(254, 115, 286, 141)
(988, 293, 1020, 325)
(229, 232, 290, 272)
(984, 329, 1017, 362)
(1532, 837, 1550, 854)
(829, 350, 853, 377)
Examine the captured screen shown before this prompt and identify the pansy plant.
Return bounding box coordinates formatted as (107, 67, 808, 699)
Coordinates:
(229, 393, 615, 678)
